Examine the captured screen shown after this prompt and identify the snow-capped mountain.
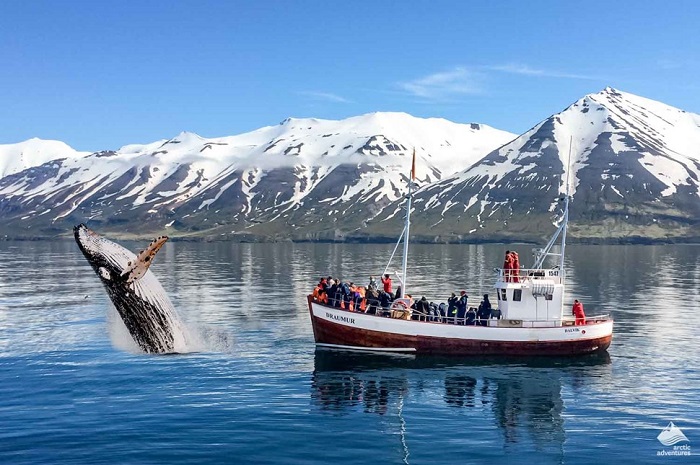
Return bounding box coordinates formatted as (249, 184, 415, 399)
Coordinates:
(3, 89, 700, 243)
(0, 138, 88, 179)
(0, 112, 514, 239)
(397, 87, 700, 243)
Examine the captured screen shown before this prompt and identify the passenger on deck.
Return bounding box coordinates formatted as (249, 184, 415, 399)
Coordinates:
(335, 280, 347, 308)
(466, 307, 477, 325)
(414, 296, 430, 320)
(447, 292, 458, 322)
(353, 286, 363, 312)
(342, 282, 352, 309)
(438, 302, 448, 322)
(312, 279, 327, 303)
(379, 291, 392, 315)
(477, 294, 492, 326)
(312, 279, 321, 296)
(394, 285, 402, 300)
(366, 288, 380, 314)
(367, 276, 378, 293)
(317, 288, 328, 304)
(328, 280, 339, 307)
(429, 302, 439, 321)
(456, 291, 468, 324)
(573, 299, 586, 325)
(458, 291, 468, 311)
(381, 274, 393, 295)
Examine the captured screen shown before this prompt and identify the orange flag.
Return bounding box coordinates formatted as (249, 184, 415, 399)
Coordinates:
(411, 148, 416, 180)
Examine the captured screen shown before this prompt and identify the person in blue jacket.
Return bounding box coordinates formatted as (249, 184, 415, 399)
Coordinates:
(456, 291, 468, 323)
(477, 294, 492, 326)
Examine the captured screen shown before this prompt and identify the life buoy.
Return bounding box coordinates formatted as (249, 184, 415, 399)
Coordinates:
(389, 298, 413, 320)
(390, 298, 412, 311)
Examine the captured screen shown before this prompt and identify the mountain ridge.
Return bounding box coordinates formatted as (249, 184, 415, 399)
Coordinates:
(0, 111, 515, 240)
(2, 89, 700, 243)
(389, 87, 700, 244)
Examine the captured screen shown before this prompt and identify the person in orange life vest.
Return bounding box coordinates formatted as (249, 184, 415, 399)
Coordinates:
(357, 286, 367, 311)
(511, 251, 520, 283)
(351, 284, 363, 312)
(381, 274, 392, 294)
(315, 287, 328, 304)
(572, 299, 586, 325)
(312, 278, 325, 302)
(503, 250, 514, 282)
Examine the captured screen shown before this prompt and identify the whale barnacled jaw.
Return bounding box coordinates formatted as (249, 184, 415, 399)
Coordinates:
(74, 224, 128, 274)
(74, 224, 169, 285)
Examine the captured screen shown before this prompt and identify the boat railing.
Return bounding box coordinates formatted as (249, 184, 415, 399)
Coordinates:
(312, 296, 612, 327)
(410, 312, 612, 327)
(495, 267, 563, 284)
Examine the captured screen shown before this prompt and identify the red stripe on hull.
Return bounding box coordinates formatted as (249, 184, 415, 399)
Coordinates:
(308, 298, 611, 356)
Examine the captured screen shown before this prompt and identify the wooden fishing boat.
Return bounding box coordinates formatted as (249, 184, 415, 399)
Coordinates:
(307, 149, 613, 355)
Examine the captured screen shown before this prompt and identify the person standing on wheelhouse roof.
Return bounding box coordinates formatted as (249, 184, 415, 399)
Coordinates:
(503, 250, 514, 282)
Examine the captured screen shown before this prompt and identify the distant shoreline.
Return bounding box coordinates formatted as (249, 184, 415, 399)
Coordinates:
(2, 233, 700, 246)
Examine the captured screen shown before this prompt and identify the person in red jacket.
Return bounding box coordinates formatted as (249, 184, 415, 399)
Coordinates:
(503, 250, 514, 282)
(572, 299, 586, 325)
(511, 251, 520, 283)
(381, 274, 392, 294)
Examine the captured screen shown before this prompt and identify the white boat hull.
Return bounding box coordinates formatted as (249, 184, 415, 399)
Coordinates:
(308, 297, 613, 356)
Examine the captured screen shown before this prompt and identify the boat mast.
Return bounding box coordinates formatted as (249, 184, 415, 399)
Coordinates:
(560, 138, 572, 274)
(400, 149, 416, 298)
(532, 137, 573, 274)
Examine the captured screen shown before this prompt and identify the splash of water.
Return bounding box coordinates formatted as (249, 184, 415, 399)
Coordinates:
(106, 307, 234, 354)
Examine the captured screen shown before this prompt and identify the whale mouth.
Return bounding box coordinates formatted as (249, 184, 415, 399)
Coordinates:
(74, 223, 127, 270)
(74, 224, 168, 282)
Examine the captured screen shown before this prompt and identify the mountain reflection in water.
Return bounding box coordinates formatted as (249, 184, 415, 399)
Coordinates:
(311, 349, 611, 456)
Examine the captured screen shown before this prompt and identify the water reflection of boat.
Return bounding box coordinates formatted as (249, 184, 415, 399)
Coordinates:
(311, 349, 611, 456)
(308, 149, 613, 355)
(312, 347, 612, 373)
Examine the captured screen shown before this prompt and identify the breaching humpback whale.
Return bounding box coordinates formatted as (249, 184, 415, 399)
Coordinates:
(74, 223, 188, 354)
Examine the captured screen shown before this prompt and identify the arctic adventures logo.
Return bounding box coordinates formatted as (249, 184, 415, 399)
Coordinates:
(657, 422, 691, 457)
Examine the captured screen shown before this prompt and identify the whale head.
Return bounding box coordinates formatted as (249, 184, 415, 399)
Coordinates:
(74, 223, 187, 354)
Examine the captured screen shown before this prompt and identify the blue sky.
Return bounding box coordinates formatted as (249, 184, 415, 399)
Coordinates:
(1, 0, 699, 151)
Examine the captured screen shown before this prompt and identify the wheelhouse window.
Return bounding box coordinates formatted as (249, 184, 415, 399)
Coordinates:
(545, 293, 553, 301)
(500, 289, 507, 301)
(513, 289, 522, 301)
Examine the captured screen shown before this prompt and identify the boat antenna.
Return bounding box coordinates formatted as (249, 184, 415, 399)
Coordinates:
(400, 148, 416, 298)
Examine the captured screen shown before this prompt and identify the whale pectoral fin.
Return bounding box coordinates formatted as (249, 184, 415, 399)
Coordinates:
(120, 235, 169, 284)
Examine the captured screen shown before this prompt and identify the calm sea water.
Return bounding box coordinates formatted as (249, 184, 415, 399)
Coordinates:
(0, 241, 698, 464)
